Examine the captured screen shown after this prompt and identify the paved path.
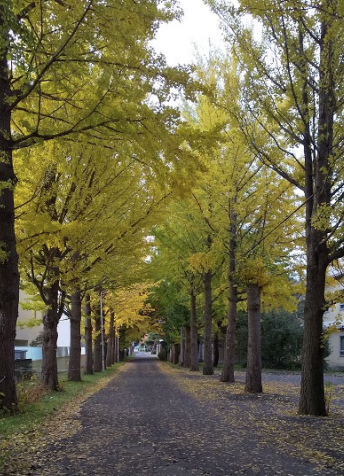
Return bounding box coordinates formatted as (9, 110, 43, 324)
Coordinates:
(29, 356, 344, 476)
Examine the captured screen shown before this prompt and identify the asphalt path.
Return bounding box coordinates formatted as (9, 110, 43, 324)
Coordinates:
(28, 355, 344, 476)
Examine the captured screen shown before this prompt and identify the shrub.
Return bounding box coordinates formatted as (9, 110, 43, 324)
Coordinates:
(158, 348, 167, 361)
(17, 376, 48, 411)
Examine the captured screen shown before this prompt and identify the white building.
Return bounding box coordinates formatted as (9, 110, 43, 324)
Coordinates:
(324, 277, 344, 370)
(15, 291, 72, 365)
(15, 290, 43, 347)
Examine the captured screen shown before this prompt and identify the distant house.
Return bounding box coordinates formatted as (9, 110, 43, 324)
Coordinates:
(324, 276, 344, 370)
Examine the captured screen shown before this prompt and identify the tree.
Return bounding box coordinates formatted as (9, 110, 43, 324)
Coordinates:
(207, 0, 344, 414)
(106, 310, 116, 368)
(68, 289, 82, 381)
(16, 137, 167, 388)
(0, 0, 192, 410)
(235, 310, 304, 369)
(186, 55, 301, 391)
(84, 294, 93, 375)
(109, 283, 159, 350)
(152, 192, 225, 375)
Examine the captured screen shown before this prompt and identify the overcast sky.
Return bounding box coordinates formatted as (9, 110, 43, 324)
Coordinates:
(152, 0, 225, 66)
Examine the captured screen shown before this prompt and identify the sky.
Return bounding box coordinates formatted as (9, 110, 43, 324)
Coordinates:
(151, 0, 225, 66)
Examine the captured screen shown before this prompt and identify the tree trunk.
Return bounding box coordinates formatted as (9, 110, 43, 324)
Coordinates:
(93, 302, 102, 372)
(84, 295, 93, 375)
(221, 285, 237, 382)
(203, 269, 214, 375)
(184, 326, 191, 368)
(41, 280, 60, 390)
(0, 14, 19, 411)
(110, 329, 116, 365)
(245, 283, 262, 393)
(114, 335, 120, 363)
(171, 343, 179, 364)
(68, 289, 82, 381)
(213, 333, 219, 368)
(106, 311, 115, 367)
(190, 289, 199, 371)
(221, 196, 237, 382)
(179, 326, 184, 365)
(298, 21, 332, 416)
(298, 228, 328, 415)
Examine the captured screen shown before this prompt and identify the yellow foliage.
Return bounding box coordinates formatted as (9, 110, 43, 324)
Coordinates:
(104, 283, 158, 339)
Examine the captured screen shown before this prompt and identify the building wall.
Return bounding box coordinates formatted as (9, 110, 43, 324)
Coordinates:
(57, 317, 71, 347)
(326, 329, 344, 370)
(324, 296, 344, 370)
(15, 289, 71, 348)
(15, 290, 43, 346)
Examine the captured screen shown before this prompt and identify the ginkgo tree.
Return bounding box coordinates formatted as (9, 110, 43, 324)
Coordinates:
(206, 0, 344, 415)
(67, 243, 151, 381)
(16, 131, 180, 390)
(151, 210, 206, 371)
(154, 54, 301, 389)
(0, 0, 196, 410)
(104, 283, 161, 354)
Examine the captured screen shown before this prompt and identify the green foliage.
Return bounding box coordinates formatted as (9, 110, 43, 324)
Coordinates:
(158, 348, 168, 361)
(147, 280, 190, 344)
(16, 376, 47, 411)
(235, 310, 304, 369)
(29, 331, 43, 347)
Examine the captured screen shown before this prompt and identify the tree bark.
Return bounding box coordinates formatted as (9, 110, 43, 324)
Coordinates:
(110, 329, 116, 365)
(93, 302, 102, 372)
(245, 283, 262, 393)
(106, 311, 115, 367)
(221, 196, 238, 382)
(184, 326, 191, 368)
(0, 9, 19, 411)
(84, 295, 93, 375)
(221, 283, 238, 382)
(171, 343, 179, 364)
(68, 289, 82, 381)
(179, 326, 184, 365)
(298, 19, 332, 416)
(299, 228, 328, 415)
(114, 335, 120, 362)
(41, 280, 60, 390)
(213, 333, 219, 368)
(190, 289, 199, 371)
(203, 269, 214, 375)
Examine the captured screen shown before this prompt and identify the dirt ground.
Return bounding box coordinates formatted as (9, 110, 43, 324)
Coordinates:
(2, 356, 344, 476)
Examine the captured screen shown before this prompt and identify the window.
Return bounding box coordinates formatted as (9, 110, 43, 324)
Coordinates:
(340, 303, 344, 310)
(340, 336, 344, 357)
